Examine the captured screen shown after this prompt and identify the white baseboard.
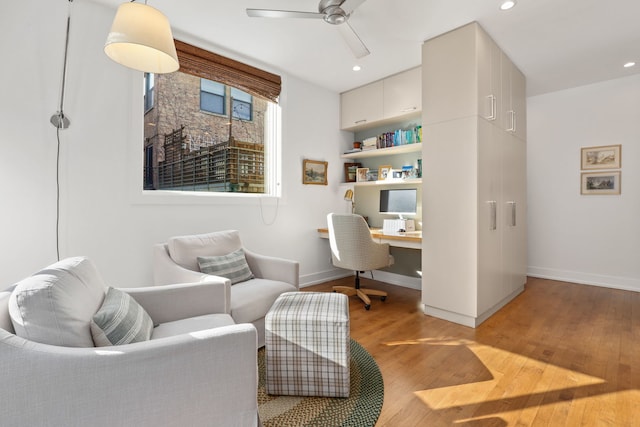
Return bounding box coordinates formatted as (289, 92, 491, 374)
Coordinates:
(299, 269, 421, 290)
(370, 270, 421, 290)
(422, 285, 524, 328)
(299, 269, 351, 288)
(527, 267, 640, 293)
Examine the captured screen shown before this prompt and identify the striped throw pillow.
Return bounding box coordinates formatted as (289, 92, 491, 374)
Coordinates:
(90, 287, 154, 347)
(198, 248, 254, 285)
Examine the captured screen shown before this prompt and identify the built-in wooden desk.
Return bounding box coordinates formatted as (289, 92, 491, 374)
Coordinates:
(317, 228, 422, 250)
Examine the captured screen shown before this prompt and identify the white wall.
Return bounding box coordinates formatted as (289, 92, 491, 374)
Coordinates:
(527, 74, 640, 291)
(0, 0, 352, 287)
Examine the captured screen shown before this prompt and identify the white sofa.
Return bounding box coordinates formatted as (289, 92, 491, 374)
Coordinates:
(0, 257, 259, 427)
(153, 230, 300, 347)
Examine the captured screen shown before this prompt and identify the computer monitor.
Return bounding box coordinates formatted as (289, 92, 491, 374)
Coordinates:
(379, 188, 417, 219)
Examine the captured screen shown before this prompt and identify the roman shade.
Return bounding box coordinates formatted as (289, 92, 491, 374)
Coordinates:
(175, 40, 281, 103)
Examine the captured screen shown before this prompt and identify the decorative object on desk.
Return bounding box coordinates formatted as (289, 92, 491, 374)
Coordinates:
(378, 165, 392, 180)
(581, 171, 621, 195)
(581, 145, 621, 170)
(356, 167, 369, 182)
(392, 170, 403, 179)
(257, 339, 384, 427)
(303, 159, 328, 185)
(344, 189, 355, 213)
(367, 170, 378, 181)
(353, 141, 362, 149)
(344, 162, 361, 182)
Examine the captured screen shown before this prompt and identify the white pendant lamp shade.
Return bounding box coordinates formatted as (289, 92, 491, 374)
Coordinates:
(104, 3, 179, 74)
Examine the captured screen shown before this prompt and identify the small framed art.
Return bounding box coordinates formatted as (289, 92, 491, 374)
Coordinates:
(378, 165, 392, 180)
(343, 162, 362, 182)
(580, 171, 621, 195)
(581, 145, 621, 170)
(356, 167, 369, 182)
(303, 159, 328, 185)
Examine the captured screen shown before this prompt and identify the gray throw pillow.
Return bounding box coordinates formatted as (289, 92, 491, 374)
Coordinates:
(198, 248, 254, 285)
(91, 287, 154, 347)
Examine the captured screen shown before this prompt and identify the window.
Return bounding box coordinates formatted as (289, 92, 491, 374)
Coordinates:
(142, 40, 282, 195)
(231, 87, 252, 121)
(200, 79, 225, 115)
(144, 72, 154, 112)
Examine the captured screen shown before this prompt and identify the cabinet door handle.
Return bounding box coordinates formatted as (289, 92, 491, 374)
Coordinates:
(400, 107, 417, 113)
(488, 201, 497, 230)
(507, 110, 516, 132)
(354, 119, 367, 124)
(507, 201, 516, 226)
(485, 95, 496, 120)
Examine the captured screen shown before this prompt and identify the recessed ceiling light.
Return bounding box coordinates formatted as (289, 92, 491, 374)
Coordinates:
(624, 62, 636, 68)
(352, 65, 361, 71)
(500, 0, 516, 10)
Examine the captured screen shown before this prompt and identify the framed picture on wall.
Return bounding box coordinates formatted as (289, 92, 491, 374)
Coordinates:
(581, 145, 621, 170)
(303, 159, 328, 185)
(581, 171, 621, 195)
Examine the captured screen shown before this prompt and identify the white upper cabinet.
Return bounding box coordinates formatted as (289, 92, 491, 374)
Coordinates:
(422, 23, 478, 126)
(383, 67, 422, 120)
(504, 56, 527, 140)
(422, 22, 526, 138)
(477, 28, 502, 125)
(340, 80, 384, 130)
(340, 67, 421, 131)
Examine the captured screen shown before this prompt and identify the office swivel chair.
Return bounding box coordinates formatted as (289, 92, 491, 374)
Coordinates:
(327, 213, 394, 310)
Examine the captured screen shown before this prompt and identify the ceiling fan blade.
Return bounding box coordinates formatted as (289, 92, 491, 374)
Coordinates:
(338, 21, 370, 58)
(246, 9, 324, 19)
(340, 0, 367, 14)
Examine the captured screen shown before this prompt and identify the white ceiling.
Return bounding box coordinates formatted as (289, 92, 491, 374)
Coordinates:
(93, 0, 640, 96)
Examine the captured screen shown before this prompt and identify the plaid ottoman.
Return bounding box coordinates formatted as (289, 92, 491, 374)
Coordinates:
(265, 292, 350, 397)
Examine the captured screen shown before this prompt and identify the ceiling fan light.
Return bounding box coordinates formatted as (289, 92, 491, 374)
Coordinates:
(104, 2, 179, 74)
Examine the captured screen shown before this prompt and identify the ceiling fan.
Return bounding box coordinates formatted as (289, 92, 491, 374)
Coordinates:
(246, 0, 370, 59)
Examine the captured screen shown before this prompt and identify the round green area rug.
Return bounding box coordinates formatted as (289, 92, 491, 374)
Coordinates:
(258, 339, 384, 427)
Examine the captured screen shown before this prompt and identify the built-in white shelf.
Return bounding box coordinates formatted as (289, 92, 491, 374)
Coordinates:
(341, 143, 422, 159)
(343, 178, 422, 187)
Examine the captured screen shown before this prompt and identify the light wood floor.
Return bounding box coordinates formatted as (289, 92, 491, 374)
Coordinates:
(303, 276, 640, 426)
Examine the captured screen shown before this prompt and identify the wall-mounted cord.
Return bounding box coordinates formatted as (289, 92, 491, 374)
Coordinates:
(51, 0, 74, 262)
(56, 127, 62, 261)
(259, 196, 279, 225)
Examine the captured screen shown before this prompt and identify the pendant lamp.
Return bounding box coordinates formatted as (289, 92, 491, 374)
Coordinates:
(104, 2, 179, 74)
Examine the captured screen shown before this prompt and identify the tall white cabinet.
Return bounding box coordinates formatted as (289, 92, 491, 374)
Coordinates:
(421, 22, 527, 327)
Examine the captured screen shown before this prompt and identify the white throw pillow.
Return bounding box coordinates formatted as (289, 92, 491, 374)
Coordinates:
(168, 230, 243, 271)
(9, 257, 107, 347)
(91, 287, 154, 347)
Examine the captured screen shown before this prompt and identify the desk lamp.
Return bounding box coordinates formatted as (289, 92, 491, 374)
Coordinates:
(344, 189, 355, 214)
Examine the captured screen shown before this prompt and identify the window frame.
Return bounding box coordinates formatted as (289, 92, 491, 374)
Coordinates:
(133, 40, 284, 203)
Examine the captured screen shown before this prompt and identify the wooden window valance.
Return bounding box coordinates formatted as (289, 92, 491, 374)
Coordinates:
(175, 40, 281, 103)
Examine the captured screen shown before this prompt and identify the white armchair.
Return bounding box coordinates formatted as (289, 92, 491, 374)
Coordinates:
(0, 257, 259, 427)
(153, 230, 299, 347)
(327, 213, 394, 310)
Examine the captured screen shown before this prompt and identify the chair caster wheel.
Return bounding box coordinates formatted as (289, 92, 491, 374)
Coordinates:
(381, 296, 387, 302)
(364, 304, 371, 310)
